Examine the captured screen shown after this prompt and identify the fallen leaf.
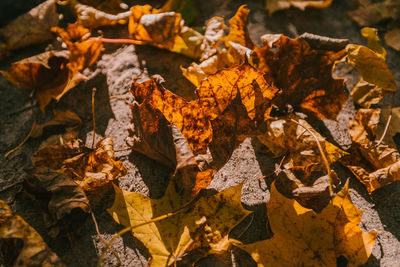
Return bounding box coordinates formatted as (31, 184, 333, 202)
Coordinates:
(130, 63, 279, 162)
(0, 200, 64, 266)
(0, 0, 59, 60)
(107, 178, 251, 266)
(128, 5, 224, 59)
(343, 108, 400, 193)
(0, 51, 86, 111)
(223, 5, 254, 49)
(31, 110, 82, 138)
(24, 167, 90, 237)
(32, 138, 127, 191)
(265, 0, 333, 15)
(348, 0, 400, 27)
(384, 28, 400, 51)
(237, 181, 377, 267)
(51, 23, 103, 72)
(346, 31, 397, 107)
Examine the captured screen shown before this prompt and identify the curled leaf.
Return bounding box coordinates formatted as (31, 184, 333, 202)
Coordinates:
(107, 178, 251, 266)
(0, 200, 64, 266)
(237, 181, 377, 267)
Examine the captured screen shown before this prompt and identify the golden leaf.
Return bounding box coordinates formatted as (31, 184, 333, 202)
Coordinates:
(0, 200, 64, 266)
(107, 178, 251, 266)
(238, 182, 377, 267)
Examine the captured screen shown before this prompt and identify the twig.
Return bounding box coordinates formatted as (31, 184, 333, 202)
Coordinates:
(89, 37, 144, 45)
(290, 118, 333, 196)
(257, 154, 287, 180)
(90, 211, 122, 266)
(92, 88, 96, 149)
(5, 94, 37, 158)
(97, 195, 200, 267)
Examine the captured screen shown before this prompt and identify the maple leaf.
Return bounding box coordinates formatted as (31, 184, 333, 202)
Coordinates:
(0, 200, 64, 266)
(342, 108, 400, 193)
(31, 138, 127, 191)
(265, 0, 332, 15)
(107, 177, 251, 266)
(128, 4, 225, 59)
(0, 0, 59, 60)
(25, 167, 90, 237)
(237, 181, 377, 267)
(346, 28, 397, 108)
(0, 51, 86, 111)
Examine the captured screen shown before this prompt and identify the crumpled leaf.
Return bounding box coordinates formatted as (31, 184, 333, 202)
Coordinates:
(384, 28, 400, 51)
(258, 116, 346, 210)
(237, 181, 377, 267)
(348, 0, 400, 26)
(128, 5, 224, 59)
(0, 51, 86, 111)
(51, 23, 103, 72)
(182, 5, 252, 87)
(265, 0, 333, 15)
(0, 200, 64, 266)
(346, 28, 397, 107)
(24, 167, 90, 237)
(130, 63, 279, 169)
(0, 0, 59, 60)
(31, 138, 127, 191)
(31, 110, 81, 138)
(107, 178, 251, 266)
(343, 108, 400, 193)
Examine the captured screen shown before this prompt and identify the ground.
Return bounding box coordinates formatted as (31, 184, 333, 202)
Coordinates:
(0, 0, 400, 266)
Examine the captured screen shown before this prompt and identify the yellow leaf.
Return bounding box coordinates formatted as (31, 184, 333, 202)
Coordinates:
(265, 0, 332, 15)
(237, 182, 376, 267)
(107, 178, 251, 266)
(0, 200, 64, 266)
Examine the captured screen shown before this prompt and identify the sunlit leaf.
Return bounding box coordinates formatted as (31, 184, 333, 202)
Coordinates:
(265, 0, 333, 15)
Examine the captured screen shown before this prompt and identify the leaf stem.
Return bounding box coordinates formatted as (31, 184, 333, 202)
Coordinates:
(92, 87, 96, 149)
(88, 37, 144, 45)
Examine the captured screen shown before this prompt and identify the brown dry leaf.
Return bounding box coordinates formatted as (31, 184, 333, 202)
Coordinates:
(31, 138, 127, 191)
(346, 28, 397, 107)
(385, 28, 400, 51)
(0, 200, 64, 266)
(25, 167, 90, 237)
(0, 0, 59, 60)
(0, 51, 86, 111)
(252, 33, 348, 119)
(32, 110, 81, 138)
(343, 108, 400, 193)
(107, 178, 251, 266)
(265, 0, 333, 15)
(237, 181, 377, 267)
(182, 6, 252, 87)
(348, 0, 400, 26)
(131, 63, 279, 161)
(128, 5, 224, 59)
(51, 23, 103, 72)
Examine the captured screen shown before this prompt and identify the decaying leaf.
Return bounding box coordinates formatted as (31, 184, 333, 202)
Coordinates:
(346, 28, 397, 108)
(237, 182, 377, 267)
(0, 0, 59, 60)
(0, 200, 64, 266)
(31, 138, 127, 191)
(107, 178, 251, 266)
(348, 0, 400, 27)
(24, 167, 90, 237)
(343, 108, 400, 193)
(258, 116, 346, 210)
(384, 28, 400, 51)
(265, 0, 333, 15)
(128, 4, 224, 59)
(0, 51, 86, 111)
